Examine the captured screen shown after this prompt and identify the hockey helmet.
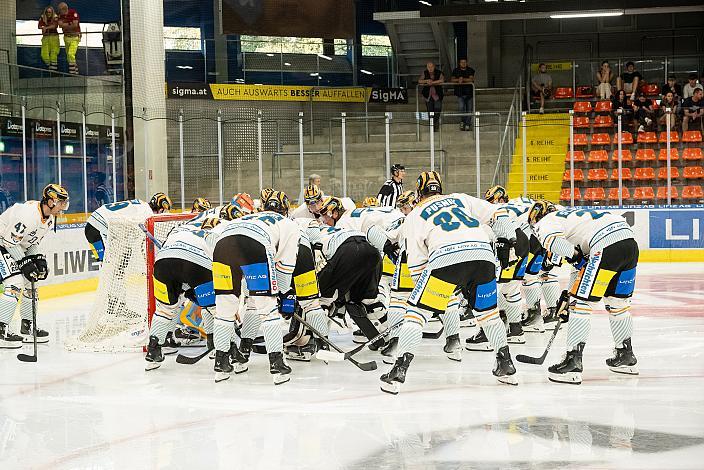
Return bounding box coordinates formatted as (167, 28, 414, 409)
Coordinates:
(362, 196, 379, 208)
(528, 200, 557, 227)
(260, 187, 275, 205)
(303, 185, 323, 204)
(200, 217, 221, 230)
(149, 192, 172, 213)
(396, 190, 416, 209)
(416, 171, 442, 197)
(232, 192, 255, 214)
(263, 191, 290, 215)
(391, 163, 405, 175)
(42, 183, 70, 210)
(191, 197, 212, 213)
(219, 203, 245, 221)
(484, 185, 509, 204)
(319, 196, 345, 217)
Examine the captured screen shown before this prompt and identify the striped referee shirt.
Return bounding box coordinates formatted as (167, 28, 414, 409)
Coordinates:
(377, 179, 403, 207)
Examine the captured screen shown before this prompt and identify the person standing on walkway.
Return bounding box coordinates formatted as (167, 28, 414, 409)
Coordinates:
(58, 2, 81, 75)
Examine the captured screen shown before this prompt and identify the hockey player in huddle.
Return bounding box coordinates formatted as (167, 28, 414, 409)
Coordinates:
(528, 201, 639, 384)
(290, 185, 324, 220)
(191, 197, 212, 213)
(84, 192, 173, 262)
(362, 196, 379, 208)
(380, 172, 517, 394)
(207, 191, 299, 384)
(0, 184, 69, 347)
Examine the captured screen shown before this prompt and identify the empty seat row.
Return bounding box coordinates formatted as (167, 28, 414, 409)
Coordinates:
(563, 166, 704, 182)
(560, 185, 704, 202)
(566, 148, 703, 163)
(570, 131, 703, 146)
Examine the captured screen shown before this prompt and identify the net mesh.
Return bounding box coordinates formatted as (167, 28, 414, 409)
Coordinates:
(64, 213, 192, 352)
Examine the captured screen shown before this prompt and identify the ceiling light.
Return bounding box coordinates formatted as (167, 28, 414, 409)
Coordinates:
(317, 54, 332, 61)
(310, 73, 319, 76)
(176, 65, 193, 70)
(266, 53, 275, 57)
(550, 10, 624, 19)
(284, 62, 291, 66)
(419, 1, 432, 6)
(360, 69, 373, 75)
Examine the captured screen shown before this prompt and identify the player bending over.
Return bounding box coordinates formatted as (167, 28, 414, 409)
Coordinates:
(528, 201, 639, 384)
(0, 184, 69, 347)
(380, 172, 517, 394)
(191, 197, 211, 213)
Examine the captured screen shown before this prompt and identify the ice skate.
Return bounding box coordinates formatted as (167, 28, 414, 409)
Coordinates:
(443, 333, 462, 361)
(381, 336, 398, 365)
(606, 338, 638, 375)
(144, 335, 164, 371)
(214, 350, 233, 382)
(20, 319, 49, 344)
(269, 352, 292, 385)
(229, 342, 249, 373)
(465, 328, 493, 351)
(548, 343, 585, 384)
(493, 346, 518, 385)
(543, 307, 559, 329)
(0, 322, 23, 349)
(521, 302, 545, 333)
(507, 322, 526, 344)
(380, 352, 414, 395)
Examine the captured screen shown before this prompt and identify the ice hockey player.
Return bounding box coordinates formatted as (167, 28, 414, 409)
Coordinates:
(231, 193, 255, 215)
(144, 215, 225, 370)
(84, 192, 172, 262)
(528, 201, 639, 384)
(207, 191, 299, 384)
(380, 171, 517, 394)
(191, 197, 211, 213)
(362, 196, 379, 208)
(0, 184, 69, 347)
(290, 185, 324, 220)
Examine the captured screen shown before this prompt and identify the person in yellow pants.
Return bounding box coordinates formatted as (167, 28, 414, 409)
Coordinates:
(38, 6, 60, 72)
(58, 2, 81, 74)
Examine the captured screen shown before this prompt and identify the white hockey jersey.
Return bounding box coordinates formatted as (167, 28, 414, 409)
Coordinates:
(0, 201, 55, 260)
(533, 208, 634, 257)
(337, 206, 404, 233)
(156, 222, 212, 270)
(206, 211, 301, 290)
(450, 193, 517, 240)
(405, 194, 496, 281)
(290, 203, 319, 220)
(87, 199, 154, 241)
(304, 223, 366, 260)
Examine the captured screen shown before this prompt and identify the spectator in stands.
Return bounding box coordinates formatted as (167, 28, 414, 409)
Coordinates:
(632, 92, 655, 133)
(595, 60, 614, 100)
(419, 62, 445, 131)
(58, 2, 81, 75)
(617, 61, 642, 101)
(531, 63, 552, 114)
(0, 174, 15, 215)
(38, 6, 60, 72)
(612, 89, 632, 127)
(683, 73, 703, 99)
(661, 75, 682, 101)
(658, 91, 679, 131)
(682, 87, 704, 132)
(451, 58, 475, 131)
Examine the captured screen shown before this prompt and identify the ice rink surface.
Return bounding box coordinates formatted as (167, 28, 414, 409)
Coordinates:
(1, 263, 704, 470)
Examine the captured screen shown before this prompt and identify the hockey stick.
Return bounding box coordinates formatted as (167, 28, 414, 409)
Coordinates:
(316, 320, 404, 362)
(422, 325, 444, 339)
(515, 319, 562, 365)
(175, 346, 212, 364)
(139, 223, 163, 249)
(292, 312, 377, 371)
(17, 282, 37, 363)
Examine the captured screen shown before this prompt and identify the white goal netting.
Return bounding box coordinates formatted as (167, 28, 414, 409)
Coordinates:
(65, 214, 192, 352)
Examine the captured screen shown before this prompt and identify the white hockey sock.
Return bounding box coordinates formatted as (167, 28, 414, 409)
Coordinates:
(566, 300, 591, 349)
(522, 278, 541, 311)
(500, 282, 523, 324)
(20, 290, 35, 322)
(240, 309, 262, 339)
(606, 298, 633, 346)
(201, 308, 214, 335)
(262, 317, 283, 353)
(443, 297, 461, 338)
(306, 307, 330, 337)
(149, 313, 173, 343)
(395, 320, 423, 356)
(0, 291, 18, 325)
(476, 309, 508, 349)
(387, 296, 407, 338)
(213, 318, 234, 352)
(542, 273, 561, 309)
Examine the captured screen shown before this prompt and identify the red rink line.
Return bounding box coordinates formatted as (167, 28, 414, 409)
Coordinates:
(34, 373, 704, 469)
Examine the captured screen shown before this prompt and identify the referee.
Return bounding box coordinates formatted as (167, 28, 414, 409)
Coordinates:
(377, 164, 405, 207)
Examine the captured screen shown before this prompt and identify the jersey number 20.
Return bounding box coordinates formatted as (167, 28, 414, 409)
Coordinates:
(433, 208, 479, 232)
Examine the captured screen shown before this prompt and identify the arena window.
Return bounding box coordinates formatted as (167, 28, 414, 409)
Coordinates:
(163, 27, 201, 51)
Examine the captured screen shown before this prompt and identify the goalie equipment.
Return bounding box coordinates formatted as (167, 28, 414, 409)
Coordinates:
(149, 192, 173, 213)
(232, 193, 255, 214)
(484, 185, 509, 204)
(191, 197, 211, 213)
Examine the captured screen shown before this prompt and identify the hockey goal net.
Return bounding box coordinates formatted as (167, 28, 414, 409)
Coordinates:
(65, 213, 194, 352)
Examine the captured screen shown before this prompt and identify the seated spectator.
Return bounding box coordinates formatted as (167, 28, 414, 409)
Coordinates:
(682, 88, 704, 132)
(617, 61, 642, 100)
(683, 73, 703, 99)
(595, 60, 614, 100)
(658, 91, 679, 131)
(632, 92, 655, 132)
(661, 75, 682, 101)
(531, 63, 552, 114)
(612, 89, 632, 126)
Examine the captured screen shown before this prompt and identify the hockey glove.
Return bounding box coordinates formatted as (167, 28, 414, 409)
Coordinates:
(495, 238, 511, 269)
(566, 245, 587, 269)
(514, 229, 530, 258)
(18, 256, 41, 282)
(382, 240, 399, 264)
(555, 290, 571, 323)
(32, 254, 49, 280)
(278, 291, 297, 320)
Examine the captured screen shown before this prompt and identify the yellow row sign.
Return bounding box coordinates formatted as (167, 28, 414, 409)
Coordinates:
(530, 62, 573, 72)
(209, 84, 370, 102)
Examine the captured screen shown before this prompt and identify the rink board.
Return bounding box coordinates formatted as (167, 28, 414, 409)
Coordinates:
(27, 207, 704, 298)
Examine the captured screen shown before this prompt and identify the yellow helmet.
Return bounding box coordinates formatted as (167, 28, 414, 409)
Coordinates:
(362, 196, 379, 208)
(219, 203, 245, 221)
(484, 185, 509, 204)
(396, 190, 416, 208)
(200, 217, 221, 230)
(528, 200, 557, 227)
(42, 183, 70, 210)
(149, 192, 172, 212)
(303, 185, 323, 204)
(416, 171, 442, 197)
(260, 187, 275, 204)
(191, 197, 212, 213)
(320, 196, 345, 217)
(263, 191, 290, 215)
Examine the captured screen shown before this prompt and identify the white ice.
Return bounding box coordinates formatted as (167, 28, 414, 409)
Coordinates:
(1, 263, 704, 470)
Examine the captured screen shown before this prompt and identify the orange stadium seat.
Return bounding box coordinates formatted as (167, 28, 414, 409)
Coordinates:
(683, 166, 704, 180)
(565, 150, 585, 163)
(657, 186, 678, 201)
(641, 83, 660, 97)
(591, 133, 611, 145)
(658, 131, 679, 143)
(576, 86, 594, 99)
(588, 168, 608, 181)
(635, 149, 656, 162)
(594, 101, 612, 113)
(657, 166, 680, 180)
(637, 131, 657, 144)
(554, 87, 574, 99)
(682, 131, 703, 143)
(588, 150, 609, 164)
(611, 167, 632, 181)
(633, 186, 655, 201)
(563, 169, 584, 182)
(612, 149, 632, 162)
(634, 167, 655, 181)
(571, 134, 588, 146)
(573, 101, 592, 113)
(614, 131, 634, 145)
(584, 187, 606, 202)
(573, 116, 590, 128)
(560, 187, 581, 202)
(682, 185, 704, 201)
(658, 148, 679, 162)
(593, 115, 613, 128)
(609, 187, 631, 201)
(683, 148, 703, 161)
